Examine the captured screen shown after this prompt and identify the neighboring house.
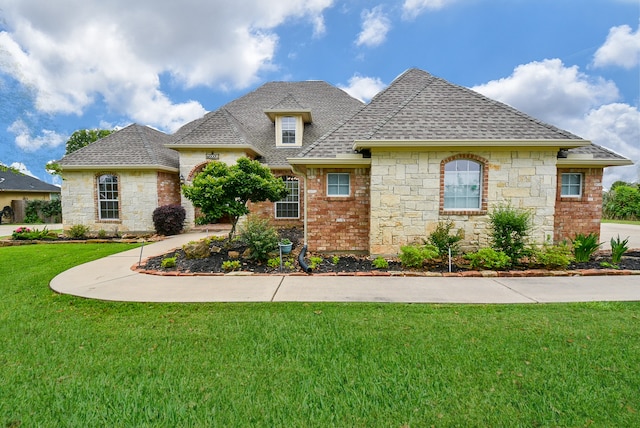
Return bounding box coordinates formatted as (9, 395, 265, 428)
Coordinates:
(57, 68, 632, 255)
(0, 168, 61, 223)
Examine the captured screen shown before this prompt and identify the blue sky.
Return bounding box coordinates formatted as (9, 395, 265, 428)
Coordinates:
(1, 0, 638, 188)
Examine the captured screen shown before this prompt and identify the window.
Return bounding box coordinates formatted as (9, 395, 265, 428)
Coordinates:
(97, 174, 119, 220)
(275, 177, 299, 218)
(281, 116, 297, 144)
(443, 160, 481, 210)
(327, 173, 350, 196)
(561, 173, 582, 197)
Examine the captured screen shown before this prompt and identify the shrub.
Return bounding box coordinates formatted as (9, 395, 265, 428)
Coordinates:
(152, 204, 186, 236)
(12, 226, 53, 240)
(399, 244, 439, 269)
(267, 257, 280, 269)
(571, 233, 602, 263)
(66, 224, 90, 239)
(309, 256, 324, 270)
(372, 256, 389, 269)
(465, 248, 511, 270)
(238, 216, 279, 262)
(489, 204, 531, 265)
(427, 220, 463, 256)
(222, 260, 242, 271)
(602, 184, 640, 221)
(529, 243, 573, 269)
(161, 257, 177, 269)
(610, 235, 629, 264)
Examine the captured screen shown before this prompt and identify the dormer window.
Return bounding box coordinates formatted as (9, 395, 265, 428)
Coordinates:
(281, 116, 297, 145)
(264, 107, 312, 148)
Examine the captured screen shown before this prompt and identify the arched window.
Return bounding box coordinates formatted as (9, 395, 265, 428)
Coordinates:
(97, 174, 119, 220)
(443, 159, 482, 210)
(275, 176, 299, 218)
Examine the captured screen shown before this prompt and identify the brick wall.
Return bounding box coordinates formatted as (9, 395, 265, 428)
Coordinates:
(305, 168, 370, 253)
(248, 173, 304, 229)
(157, 172, 181, 206)
(554, 168, 603, 242)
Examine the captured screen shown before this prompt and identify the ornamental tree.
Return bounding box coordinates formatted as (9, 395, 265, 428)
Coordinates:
(181, 157, 288, 239)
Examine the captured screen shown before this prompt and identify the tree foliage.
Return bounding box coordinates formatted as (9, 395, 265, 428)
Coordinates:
(603, 182, 640, 221)
(181, 157, 288, 238)
(65, 129, 113, 155)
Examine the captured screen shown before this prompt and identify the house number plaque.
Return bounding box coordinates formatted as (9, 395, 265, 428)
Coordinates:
(206, 153, 220, 160)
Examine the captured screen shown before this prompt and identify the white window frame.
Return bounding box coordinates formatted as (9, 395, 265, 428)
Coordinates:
(275, 177, 300, 219)
(327, 173, 350, 197)
(443, 159, 482, 210)
(276, 116, 302, 146)
(97, 174, 119, 220)
(561, 173, 582, 197)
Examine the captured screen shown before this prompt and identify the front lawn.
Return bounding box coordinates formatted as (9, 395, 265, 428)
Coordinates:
(1, 244, 639, 426)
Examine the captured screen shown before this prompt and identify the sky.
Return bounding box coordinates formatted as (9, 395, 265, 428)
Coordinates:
(0, 0, 638, 189)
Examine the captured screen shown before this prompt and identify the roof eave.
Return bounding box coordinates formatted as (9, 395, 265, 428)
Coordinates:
(264, 109, 313, 123)
(164, 144, 265, 158)
(287, 157, 372, 168)
(59, 165, 180, 173)
(557, 159, 635, 168)
(353, 139, 590, 151)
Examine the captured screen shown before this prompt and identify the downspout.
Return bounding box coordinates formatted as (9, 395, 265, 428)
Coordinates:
(290, 164, 312, 273)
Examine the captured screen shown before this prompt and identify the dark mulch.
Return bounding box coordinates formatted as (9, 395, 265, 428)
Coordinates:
(140, 228, 640, 275)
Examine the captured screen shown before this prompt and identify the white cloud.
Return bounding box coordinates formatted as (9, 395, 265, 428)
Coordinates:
(9, 162, 36, 177)
(472, 59, 639, 187)
(356, 6, 391, 47)
(593, 24, 640, 69)
(0, 0, 333, 132)
(472, 59, 620, 126)
(402, 0, 458, 19)
(338, 74, 387, 102)
(7, 119, 67, 153)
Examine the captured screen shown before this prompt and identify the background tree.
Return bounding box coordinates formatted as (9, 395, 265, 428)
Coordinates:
(182, 157, 288, 238)
(603, 182, 640, 221)
(65, 129, 113, 154)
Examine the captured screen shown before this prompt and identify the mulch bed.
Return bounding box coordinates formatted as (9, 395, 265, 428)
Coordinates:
(138, 228, 640, 276)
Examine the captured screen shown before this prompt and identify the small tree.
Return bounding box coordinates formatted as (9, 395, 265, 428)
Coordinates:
(65, 129, 113, 154)
(489, 204, 532, 265)
(181, 157, 288, 239)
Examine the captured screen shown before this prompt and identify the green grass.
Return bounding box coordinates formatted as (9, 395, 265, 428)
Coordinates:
(1, 244, 640, 426)
(602, 219, 640, 225)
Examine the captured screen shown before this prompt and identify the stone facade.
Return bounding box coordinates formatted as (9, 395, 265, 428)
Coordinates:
(61, 170, 162, 233)
(369, 149, 558, 255)
(554, 168, 603, 242)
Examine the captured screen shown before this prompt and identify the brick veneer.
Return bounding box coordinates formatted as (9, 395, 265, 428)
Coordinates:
(305, 168, 370, 253)
(554, 168, 603, 242)
(249, 173, 304, 229)
(157, 172, 181, 206)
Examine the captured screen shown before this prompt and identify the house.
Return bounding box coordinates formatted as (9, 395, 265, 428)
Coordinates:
(57, 68, 632, 254)
(0, 167, 61, 223)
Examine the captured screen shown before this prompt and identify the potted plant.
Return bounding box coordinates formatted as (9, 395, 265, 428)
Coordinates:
(279, 238, 293, 254)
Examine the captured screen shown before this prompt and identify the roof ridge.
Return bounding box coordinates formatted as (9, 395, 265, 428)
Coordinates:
(135, 124, 160, 165)
(220, 108, 252, 146)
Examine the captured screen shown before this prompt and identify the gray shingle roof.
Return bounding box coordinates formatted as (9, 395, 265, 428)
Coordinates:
(58, 124, 179, 169)
(0, 169, 60, 193)
(170, 81, 365, 167)
(301, 68, 591, 159)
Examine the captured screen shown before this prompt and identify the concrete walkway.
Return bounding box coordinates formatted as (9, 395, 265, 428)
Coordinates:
(49, 224, 640, 304)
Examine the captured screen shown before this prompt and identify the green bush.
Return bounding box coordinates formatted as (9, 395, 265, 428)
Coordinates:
(309, 256, 324, 270)
(161, 257, 177, 269)
(489, 204, 531, 265)
(465, 248, 511, 270)
(610, 235, 629, 264)
(11, 226, 54, 240)
(399, 244, 439, 269)
(222, 260, 242, 271)
(529, 243, 573, 269)
(372, 256, 389, 269)
(238, 216, 279, 262)
(427, 220, 463, 256)
(603, 183, 640, 221)
(66, 224, 90, 239)
(571, 233, 602, 263)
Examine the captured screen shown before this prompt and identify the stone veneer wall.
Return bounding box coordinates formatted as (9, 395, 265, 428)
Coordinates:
(369, 150, 558, 255)
(305, 167, 370, 253)
(61, 170, 160, 232)
(554, 168, 603, 242)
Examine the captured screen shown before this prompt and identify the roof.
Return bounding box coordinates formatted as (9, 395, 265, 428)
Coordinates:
(169, 81, 365, 167)
(300, 68, 595, 159)
(58, 124, 179, 170)
(0, 168, 60, 193)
